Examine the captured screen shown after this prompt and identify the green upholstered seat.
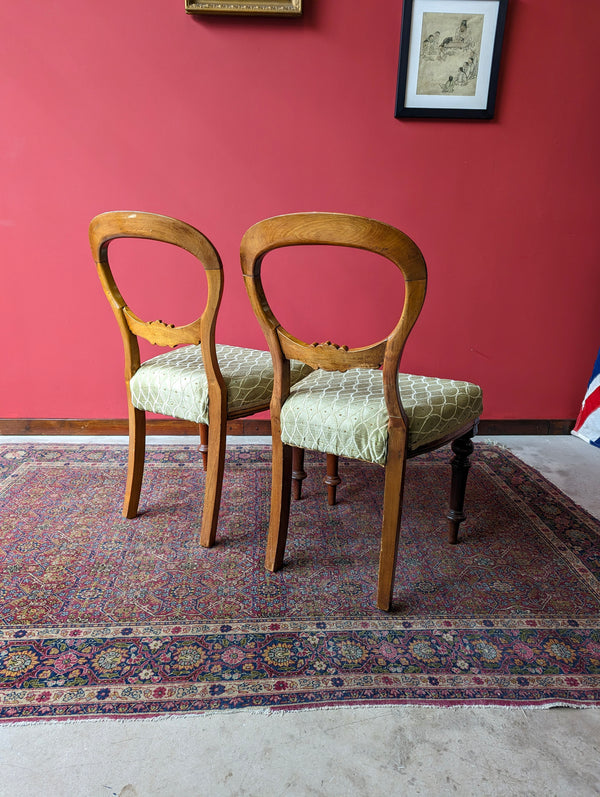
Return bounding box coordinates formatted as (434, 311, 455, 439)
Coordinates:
(130, 343, 313, 423)
(280, 369, 483, 465)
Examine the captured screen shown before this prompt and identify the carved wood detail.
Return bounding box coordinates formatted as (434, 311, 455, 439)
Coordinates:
(123, 308, 202, 348)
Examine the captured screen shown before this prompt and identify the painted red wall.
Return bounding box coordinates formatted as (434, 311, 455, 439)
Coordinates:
(1, 0, 599, 420)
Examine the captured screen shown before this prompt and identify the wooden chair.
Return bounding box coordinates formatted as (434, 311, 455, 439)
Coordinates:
(89, 210, 315, 548)
(240, 212, 483, 611)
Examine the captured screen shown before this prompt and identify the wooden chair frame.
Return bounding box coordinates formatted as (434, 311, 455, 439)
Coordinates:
(241, 212, 478, 611)
(89, 210, 271, 548)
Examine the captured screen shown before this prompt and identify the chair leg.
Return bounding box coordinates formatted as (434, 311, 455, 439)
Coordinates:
(324, 454, 340, 506)
(123, 405, 146, 519)
(265, 438, 293, 572)
(199, 419, 227, 548)
(199, 423, 209, 472)
(447, 430, 475, 544)
(292, 447, 306, 500)
(377, 452, 407, 612)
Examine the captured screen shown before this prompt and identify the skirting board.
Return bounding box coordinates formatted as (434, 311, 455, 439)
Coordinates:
(0, 419, 577, 436)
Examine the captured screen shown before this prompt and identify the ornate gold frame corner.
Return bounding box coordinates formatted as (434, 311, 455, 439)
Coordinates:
(185, 0, 302, 16)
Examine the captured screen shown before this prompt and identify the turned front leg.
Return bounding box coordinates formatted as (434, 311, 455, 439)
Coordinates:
(199, 423, 209, 471)
(324, 454, 340, 506)
(447, 431, 474, 544)
(292, 447, 307, 500)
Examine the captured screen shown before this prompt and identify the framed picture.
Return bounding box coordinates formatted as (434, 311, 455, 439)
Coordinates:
(185, 0, 302, 15)
(395, 0, 508, 119)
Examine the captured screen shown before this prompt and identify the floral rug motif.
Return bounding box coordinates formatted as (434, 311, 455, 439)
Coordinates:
(0, 443, 599, 720)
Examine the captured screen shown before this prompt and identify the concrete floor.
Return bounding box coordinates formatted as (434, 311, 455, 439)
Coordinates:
(0, 435, 599, 796)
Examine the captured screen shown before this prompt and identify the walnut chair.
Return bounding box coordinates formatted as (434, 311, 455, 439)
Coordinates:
(89, 210, 314, 548)
(240, 212, 483, 611)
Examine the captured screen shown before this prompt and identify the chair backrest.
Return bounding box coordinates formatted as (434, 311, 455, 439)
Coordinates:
(240, 212, 427, 420)
(89, 210, 224, 385)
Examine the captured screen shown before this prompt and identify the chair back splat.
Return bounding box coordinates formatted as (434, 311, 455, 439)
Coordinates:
(241, 212, 483, 611)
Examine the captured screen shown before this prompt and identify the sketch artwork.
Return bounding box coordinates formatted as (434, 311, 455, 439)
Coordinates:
(417, 13, 483, 96)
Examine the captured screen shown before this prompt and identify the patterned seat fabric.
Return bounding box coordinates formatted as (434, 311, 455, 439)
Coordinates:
(130, 344, 313, 423)
(280, 369, 483, 466)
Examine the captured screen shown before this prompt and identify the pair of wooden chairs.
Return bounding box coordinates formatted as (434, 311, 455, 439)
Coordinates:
(89, 211, 482, 611)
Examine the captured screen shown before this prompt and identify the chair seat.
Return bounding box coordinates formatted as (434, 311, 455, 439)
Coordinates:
(280, 369, 483, 465)
(130, 344, 313, 423)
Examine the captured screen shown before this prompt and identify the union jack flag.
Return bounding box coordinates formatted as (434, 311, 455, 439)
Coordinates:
(572, 348, 600, 448)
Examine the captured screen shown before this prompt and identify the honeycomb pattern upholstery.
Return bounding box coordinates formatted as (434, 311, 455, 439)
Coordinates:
(280, 369, 483, 465)
(131, 344, 313, 423)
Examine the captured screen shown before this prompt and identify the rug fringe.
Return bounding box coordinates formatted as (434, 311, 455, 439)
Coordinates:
(0, 701, 593, 727)
(481, 438, 510, 449)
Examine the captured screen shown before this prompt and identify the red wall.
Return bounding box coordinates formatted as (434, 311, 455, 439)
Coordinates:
(1, 0, 599, 420)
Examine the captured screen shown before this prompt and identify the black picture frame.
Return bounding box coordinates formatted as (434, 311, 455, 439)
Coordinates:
(395, 0, 508, 119)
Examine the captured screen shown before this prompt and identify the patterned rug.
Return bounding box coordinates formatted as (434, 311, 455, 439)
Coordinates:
(0, 442, 599, 721)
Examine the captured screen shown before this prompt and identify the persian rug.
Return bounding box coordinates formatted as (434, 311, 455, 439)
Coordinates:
(0, 442, 599, 721)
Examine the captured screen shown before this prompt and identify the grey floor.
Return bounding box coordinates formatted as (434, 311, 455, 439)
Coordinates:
(0, 435, 599, 796)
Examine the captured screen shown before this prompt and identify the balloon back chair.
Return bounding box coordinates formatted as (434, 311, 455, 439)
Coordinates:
(89, 210, 314, 548)
(240, 212, 483, 611)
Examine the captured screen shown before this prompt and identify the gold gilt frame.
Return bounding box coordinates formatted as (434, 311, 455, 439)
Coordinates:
(186, 0, 302, 15)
